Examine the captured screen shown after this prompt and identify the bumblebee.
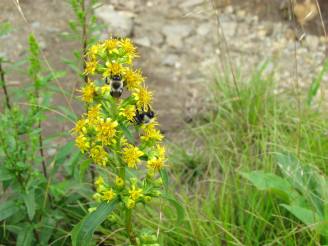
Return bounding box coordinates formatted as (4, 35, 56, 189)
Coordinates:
(106, 75, 124, 98)
(134, 107, 155, 125)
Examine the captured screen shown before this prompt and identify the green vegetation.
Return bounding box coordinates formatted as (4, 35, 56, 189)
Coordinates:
(142, 64, 328, 245)
(1, 1, 328, 245)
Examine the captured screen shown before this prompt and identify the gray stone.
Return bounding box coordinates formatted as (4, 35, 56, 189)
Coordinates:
(150, 32, 164, 46)
(224, 5, 234, 14)
(304, 35, 320, 51)
(220, 21, 237, 37)
(134, 37, 151, 47)
(162, 54, 180, 67)
(197, 23, 212, 36)
(162, 24, 193, 48)
(31, 21, 41, 29)
(179, 0, 204, 8)
(95, 4, 134, 37)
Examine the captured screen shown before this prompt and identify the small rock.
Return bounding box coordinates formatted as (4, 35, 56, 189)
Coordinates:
(179, 0, 204, 8)
(162, 24, 192, 48)
(304, 35, 320, 50)
(150, 32, 164, 46)
(95, 5, 134, 37)
(134, 37, 151, 47)
(162, 54, 179, 67)
(221, 21, 237, 37)
(257, 23, 273, 37)
(31, 21, 41, 29)
(224, 5, 234, 14)
(236, 9, 246, 18)
(285, 28, 296, 41)
(197, 23, 212, 36)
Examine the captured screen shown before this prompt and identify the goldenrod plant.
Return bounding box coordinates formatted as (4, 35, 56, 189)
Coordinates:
(71, 38, 180, 246)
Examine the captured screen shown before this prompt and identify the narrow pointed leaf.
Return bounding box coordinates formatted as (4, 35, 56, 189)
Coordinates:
(71, 200, 117, 246)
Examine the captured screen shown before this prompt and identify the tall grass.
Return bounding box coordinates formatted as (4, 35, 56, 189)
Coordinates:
(138, 63, 328, 245)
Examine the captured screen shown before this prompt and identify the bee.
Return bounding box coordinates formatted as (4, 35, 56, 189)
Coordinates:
(134, 107, 155, 125)
(106, 74, 124, 98)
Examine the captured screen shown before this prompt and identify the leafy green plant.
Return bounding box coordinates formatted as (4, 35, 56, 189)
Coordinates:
(0, 32, 89, 245)
(241, 152, 328, 240)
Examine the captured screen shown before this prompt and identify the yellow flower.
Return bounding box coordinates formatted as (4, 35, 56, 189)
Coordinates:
(120, 38, 137, 62)
(133, 87, 152, 111)
(102, 188, 116, 202)
(95, 176, 104, 187)
(147, 157, 165, 171)
(124, 69, 144, 90)
(75, 134, 90, 153)
(103, 62, 123, 78)
(90, 145, 108, 166)
(103, 39, 118, 51)
(80, 81, 96, 103)
(129, 185, 143, 200)
(115, 176, 124, 187)
(100, 85, 111, 96)
(87, 43, 102, 59)
(92, 193, 102, 202)
(72, 118, 87, 135)
(119, 105, 136, 121)
(122, 144, 144, 168)
(87, 104, 102, 125)
(126, 198, 135, 209)
(84, 60, 98, 75)
(141, 122, 163, 142)
(96, 118, 118, 145)
(156, 144, 166, 159)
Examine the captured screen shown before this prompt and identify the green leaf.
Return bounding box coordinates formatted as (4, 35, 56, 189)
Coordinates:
(120, 124, 135, 144)
(281, 204, 322, 225)
(281, 204, 328, 236)
(79, 159, 91, 182)
(0, 166, 12, 181)
(39, 216, 56, 245)
(160, 169, 169, 194)
(71, 200, 117, 246)
(23, 190, 36, 220)
(275, 153, 324, 214)
(163, 195, 184, 225)
(307, 59, 328, 105)
(55, 141, 75, 164)
(240, 171, 292, 202)
(17, 225, 34, 246)
(0, 200, 19, 221)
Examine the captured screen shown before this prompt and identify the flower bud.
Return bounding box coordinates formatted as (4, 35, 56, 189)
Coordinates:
(115, 176, 124, 187)
(154, 178, 163, 187)
(88, 207, 97, 213)
(126, 198, 136, 209)
(144, 196, 152, 203)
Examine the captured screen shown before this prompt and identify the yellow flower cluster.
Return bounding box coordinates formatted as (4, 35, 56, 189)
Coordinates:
(72, 38, 166, 215)
(122, 144, 144, 168)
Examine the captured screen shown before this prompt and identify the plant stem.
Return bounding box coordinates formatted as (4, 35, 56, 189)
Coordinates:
(80, 0, 96, 188)
(0, 59, 12, 110)
(126, 209, 137, 245)
(81, 0, 88, 84)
